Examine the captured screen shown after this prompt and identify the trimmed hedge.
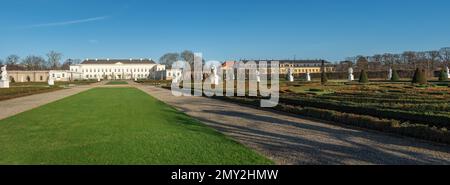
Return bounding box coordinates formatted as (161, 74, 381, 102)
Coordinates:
(278, 97, 450, 128)
(439, 69, 448, 81)
(216, 96, 450, 144)
(412, 68, 427, 84)
(391, 69, 400, 81)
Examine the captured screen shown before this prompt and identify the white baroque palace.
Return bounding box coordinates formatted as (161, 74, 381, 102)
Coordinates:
(70, 58, 165, 80)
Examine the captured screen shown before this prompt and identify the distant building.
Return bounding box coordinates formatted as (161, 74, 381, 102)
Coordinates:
(221, 61, 236, 70)
(232, 59, 335, 75)
(8, 70, 77, 82)
(8, 71, 50, 82)
(152, 68, 182, 80)
(69, 58, 164, 80)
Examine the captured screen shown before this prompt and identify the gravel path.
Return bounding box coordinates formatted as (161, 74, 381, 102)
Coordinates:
(136, 85, 450, 165)
(0, 83, 99, 120)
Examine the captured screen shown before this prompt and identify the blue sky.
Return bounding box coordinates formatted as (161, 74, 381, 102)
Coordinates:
(0, 0, 450, 62)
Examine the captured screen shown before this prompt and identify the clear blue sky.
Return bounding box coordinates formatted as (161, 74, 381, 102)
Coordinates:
(1, 0, 450, 62)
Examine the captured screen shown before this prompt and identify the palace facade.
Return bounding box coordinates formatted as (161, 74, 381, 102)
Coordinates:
(69, 58, 165, 80)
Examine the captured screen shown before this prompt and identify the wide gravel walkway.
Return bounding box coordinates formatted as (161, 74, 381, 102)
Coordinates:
(136, 85, 450, 165)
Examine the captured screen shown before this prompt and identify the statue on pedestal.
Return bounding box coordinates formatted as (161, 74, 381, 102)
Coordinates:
(286, 68, 294, 82)
(0, 65, 10, 88)
(1, 65, 8, 81)
(306, 72, 311, 82)
(348, 67, 354, 81)
(388, 68, 393, 80)
(48, 72, 55, 86)
(172, 71, 180, 84)
(210, 65, 219, 85)
(446, 66, 450, 79)
(256, 70, 261, 83)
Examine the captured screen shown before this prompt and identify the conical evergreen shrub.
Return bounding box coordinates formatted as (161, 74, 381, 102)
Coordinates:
(359, 69, 369, 83)
(321, 71, 328, 84)
(439, 69, 448, 81)
(391, 69, 400, 81)
(412, 68, 427, 84)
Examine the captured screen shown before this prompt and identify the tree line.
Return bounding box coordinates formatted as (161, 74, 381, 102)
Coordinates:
(0, 51, 81, 71)
(336, 47, 450, 73)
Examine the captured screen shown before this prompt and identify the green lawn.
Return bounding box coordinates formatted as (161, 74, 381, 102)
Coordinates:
(106, 81, 128, 85)
(0, 88, 272, 164)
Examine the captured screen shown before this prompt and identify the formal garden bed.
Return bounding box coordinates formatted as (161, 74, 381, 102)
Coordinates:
(163, 80, 450, 144)
(135, 80, 172, 86)
(105, 81, 128, 85)
(0, 86, 63, 101)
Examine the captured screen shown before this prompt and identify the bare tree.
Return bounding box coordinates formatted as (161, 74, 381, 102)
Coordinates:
(356, 56, 369, 70)
(61, 59, 81, 70)
(159, 53, 180, 67)
(402, 51, 417, 69)
(6, 55, 20, 65)
(181, 50, 194, 65)
(46, 51, 62, 69)
(427, 50, 440, 70)
(22, 55, 46, 70)
(440, 47, 450, 67)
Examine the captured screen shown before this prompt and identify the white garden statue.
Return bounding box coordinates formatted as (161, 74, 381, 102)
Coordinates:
(388, 68, 393, 80)
(0, 65, 10, 88)
(348, 67, 354, 81)
(256, 70, 261, 83)
(48, 72, 55, 86)
(172, 71, 183, 84)
(210, 65, 219, 85)
(287, 68, 294, 82)
(306, 72, 311, 82)
(446, 66, 450, 79)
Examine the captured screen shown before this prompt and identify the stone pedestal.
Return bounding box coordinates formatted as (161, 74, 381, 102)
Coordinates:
(48, 79, 54, 86)
(0, 80, 9, 88)
(210, 75, 219, 85)
(348, 67, 354, 81)
(288, 75, 294, 82)
(348, 74, 354, 81)
(256, 73, 261, 83)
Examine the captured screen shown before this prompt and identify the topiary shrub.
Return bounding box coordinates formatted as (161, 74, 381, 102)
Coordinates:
(391, 69, 400, 81)
(359, 69, 369, 83)
(412, 68, 427, 84)
(321, 71, 328, 84)
(439, 69, 448, 81)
